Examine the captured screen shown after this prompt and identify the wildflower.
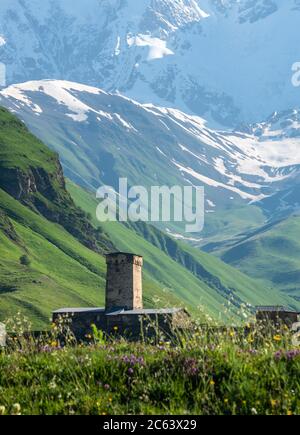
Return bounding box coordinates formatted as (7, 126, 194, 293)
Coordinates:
(11, 403, 21, 415)
(251, 408, 258, 415)
(0, 406, 5, 415)
(274, 350, 282, 361)
(229, 331, 235, 337)
(108, 397, 113, 403)
(183, 358, 199, 377)
(287, 410, 293, 416)
(49, 380, 57, 390)
(270, 399, 277, 408)
(273, 335, 281, 342)
(128, 368, 134, 376)
(224, 399, 229, 404)
(113, 326, 118, 331)
(104, 384, 110, 390)
(209, 380, 215, 386)
(286, 349, 300, 360)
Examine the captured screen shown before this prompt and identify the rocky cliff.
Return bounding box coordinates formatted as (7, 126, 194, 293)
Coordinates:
(0, 107, 113, 253)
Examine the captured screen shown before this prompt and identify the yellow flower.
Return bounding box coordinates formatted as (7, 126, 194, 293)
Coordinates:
(0, 406, 5, 415)
(51, 340, 58, 347)
(109, 397, 113, 403)
(270, 399, 277, 408)
(224, 399, 229, 404)
(113, 326, 118, 331)
(273, 335, 281, 342)
(229, 331, 235, 337)
(210, 380, 215, 386)
(287, 410, 293, 416)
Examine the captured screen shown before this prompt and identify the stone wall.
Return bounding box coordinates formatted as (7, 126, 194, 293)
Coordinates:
(256, 311, 299, 326)
(106, 312, 185, 341)
(105, 253, 143, 311)
(52, 311, 106, 341)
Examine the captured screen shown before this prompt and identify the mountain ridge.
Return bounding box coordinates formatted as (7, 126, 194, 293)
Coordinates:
(0, 0, 299, 126)
(1, 80, 299, 244)
(1, 106, 292, 326)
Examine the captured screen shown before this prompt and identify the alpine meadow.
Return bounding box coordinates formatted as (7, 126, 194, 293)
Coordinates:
(0, 0, 299, 418)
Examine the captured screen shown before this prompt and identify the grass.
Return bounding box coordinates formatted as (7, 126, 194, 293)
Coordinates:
(0, 313, 299, 415)
(0, 107, 57, 173)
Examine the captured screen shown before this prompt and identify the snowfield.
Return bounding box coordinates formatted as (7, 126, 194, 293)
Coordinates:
(0, 0, 299, 126)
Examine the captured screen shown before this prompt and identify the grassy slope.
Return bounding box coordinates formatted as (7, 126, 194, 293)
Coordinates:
(0, 108, 184, 327)
(0, 107, 56, 172)
(0, 188, 105, 328)
(16, 104, 268, 246)
(67, 181, 296, 318)
(0, 107, 112, 254)
(0, 188, 185, 328)
(215, 214, 300, 307)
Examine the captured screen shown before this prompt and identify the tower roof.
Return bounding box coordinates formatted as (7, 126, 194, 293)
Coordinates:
(105, 252, 143, 258)
(256, 306, 299, 314)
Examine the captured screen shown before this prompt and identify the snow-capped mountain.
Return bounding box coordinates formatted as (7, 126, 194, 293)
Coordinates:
(1, 80, 299, 238)
(0, 0, 299, 127)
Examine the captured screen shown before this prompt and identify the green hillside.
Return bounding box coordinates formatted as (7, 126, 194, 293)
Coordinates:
(0, 107, 112, 253)
(0, 187, 186, 328)
(1, 107, 298, 329)
(213, 215, 300, 307)
(67, 181, 296, 317)
(0, 108, 182, 327)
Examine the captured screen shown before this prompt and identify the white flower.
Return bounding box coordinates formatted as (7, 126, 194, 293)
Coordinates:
(12, 403, 21, 415)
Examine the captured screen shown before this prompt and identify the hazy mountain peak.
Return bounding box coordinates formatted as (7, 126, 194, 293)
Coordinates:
(0, 0, 298, 127)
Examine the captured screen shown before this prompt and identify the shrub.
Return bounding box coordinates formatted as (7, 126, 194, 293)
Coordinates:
(19, 255, 31, 267)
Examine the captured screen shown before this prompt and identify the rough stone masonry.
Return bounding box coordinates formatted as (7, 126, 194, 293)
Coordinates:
(53, 252, 189, 341)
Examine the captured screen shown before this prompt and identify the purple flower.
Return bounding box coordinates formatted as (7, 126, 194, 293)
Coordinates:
(274, 351, 283, 361)
(183, 357, 199, 376)
(128, 368, 134, 376)
(104, 384, 110, 390)
(274, 349, 300, 361)
(119, 354, 145, 367)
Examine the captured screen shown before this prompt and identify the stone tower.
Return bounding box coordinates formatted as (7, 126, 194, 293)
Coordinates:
(105, 253, 143, 312)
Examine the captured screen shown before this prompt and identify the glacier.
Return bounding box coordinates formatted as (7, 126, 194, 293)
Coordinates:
(0, 0, 299, 126)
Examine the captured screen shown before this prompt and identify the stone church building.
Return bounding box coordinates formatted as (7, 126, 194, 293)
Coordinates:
(53, 252, 188, 340)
